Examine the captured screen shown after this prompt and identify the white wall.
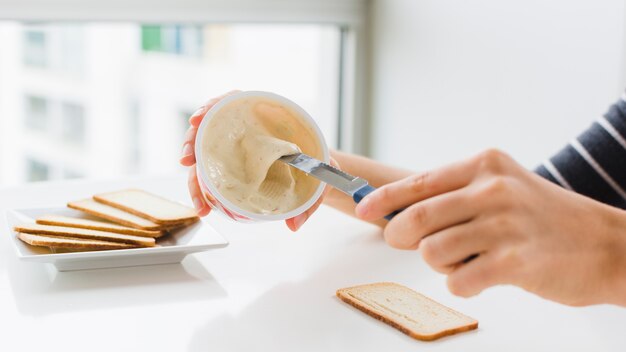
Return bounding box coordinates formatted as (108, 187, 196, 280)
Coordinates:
(369, 0, 626, 170)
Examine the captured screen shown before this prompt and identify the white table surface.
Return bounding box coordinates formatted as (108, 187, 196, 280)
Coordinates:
(1, 175, 625, 351)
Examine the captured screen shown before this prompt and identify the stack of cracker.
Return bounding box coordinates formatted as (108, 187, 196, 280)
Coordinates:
(14, 189, 199, 252)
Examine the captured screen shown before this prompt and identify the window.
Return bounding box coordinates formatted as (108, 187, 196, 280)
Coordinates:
(57, 25, 85, 75)
(24, 95, 49, 131)
(141, 25, 203, 57)
(62, 168, 83, 179)
(22, 25, 84, 74)
(0, 21, 341, 182)
(23, 30, 47, 67)
(61, 102, 86, 145)
(26, 159, 50, 182)
(0, 0, 368, 186)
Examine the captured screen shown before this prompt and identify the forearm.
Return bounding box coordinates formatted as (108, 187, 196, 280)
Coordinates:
(325, 150, 413, 227)
(531, 91, 626, 306)
(600, 205, 626, 306)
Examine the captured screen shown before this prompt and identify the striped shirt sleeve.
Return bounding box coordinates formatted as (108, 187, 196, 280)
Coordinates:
(535, 90, 626, 209)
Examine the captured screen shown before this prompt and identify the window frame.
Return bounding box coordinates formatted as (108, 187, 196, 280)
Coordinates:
(0, 0, 371, 154)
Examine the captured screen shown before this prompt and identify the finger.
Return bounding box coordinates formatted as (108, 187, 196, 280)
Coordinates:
(286, 157, 340, 232)
(188, 165, 211, 217)
(419, 220, 496, 273)
(182, 91, 242, 166)
(382, 188, 480, 250)
(180, 126, 198, 166)
(355, 158, 479, 221)
(189, 90, 241, 128)
(286, 184, 331, 232)
(188, 106, 210, 128)
(446, 252, 504, 298)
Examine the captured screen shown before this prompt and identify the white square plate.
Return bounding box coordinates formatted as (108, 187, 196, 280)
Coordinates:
(5, 207, 228, 271)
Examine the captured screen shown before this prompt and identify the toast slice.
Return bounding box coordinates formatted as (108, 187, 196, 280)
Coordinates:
(68, 199, 163, 230)
(17, 232, 135, 250)
(336, 282, 478, 341)
(37, 214, 163, 238)
(93, 189, 199, 225)
(14, 223, 155, 247)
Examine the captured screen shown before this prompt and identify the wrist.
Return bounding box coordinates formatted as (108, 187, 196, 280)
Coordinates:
(324, 186, 349, 205)
(599, 205, 626, 306)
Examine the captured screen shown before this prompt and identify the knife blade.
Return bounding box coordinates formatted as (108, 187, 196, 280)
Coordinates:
(279, 153, 401, 220)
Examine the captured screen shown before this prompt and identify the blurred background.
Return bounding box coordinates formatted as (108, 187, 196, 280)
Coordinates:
(0, 0, 625, 187)
(0, 22, 339, 184)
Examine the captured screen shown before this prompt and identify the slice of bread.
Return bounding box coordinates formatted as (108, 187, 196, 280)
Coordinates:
(336, 282, 478, 341)
(14, 223, 155, 247)
(93, 189, 199, 225)
(162, 217, 200, 230)
(37, 215, 165, 238)
(36, 214, 163, 238)
(68, 199, 163, 230)
(17, 232, 135, 250)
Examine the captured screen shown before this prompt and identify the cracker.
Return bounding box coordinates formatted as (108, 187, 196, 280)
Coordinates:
(37, 214, 163, 238)
(68, 199, 163, 231)
(337, 282, 478, 341)
(17, 232, 136, 250)
(93, 189, 199, 225)
(14, 223, 155, 247)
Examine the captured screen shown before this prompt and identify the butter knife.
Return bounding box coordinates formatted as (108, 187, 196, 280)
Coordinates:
(279, 153, 401, 220)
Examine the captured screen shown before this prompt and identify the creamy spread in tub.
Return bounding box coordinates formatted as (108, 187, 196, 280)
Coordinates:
(201, 96, 322, 214)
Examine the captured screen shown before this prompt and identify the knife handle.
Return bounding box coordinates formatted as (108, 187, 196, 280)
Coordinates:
(352, 185, 402, 221)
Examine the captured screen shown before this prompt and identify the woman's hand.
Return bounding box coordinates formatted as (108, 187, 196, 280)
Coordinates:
(180, 91, 239, 217)
(355, 149, 626, 306)
(179, 90, 334, 231)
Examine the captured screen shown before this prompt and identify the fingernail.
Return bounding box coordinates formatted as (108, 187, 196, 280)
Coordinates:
(193, 197, 203, 211)
(355, 198, 370, 218)
(293, 214, 308, 230)
(181, 143, 193, 158)
(192, 107, 205, 117)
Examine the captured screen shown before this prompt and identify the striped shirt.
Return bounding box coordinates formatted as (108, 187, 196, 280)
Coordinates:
(536, 90, 626, 209)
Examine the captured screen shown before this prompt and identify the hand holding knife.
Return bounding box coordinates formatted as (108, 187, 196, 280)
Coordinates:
(279, 153, 403, 220)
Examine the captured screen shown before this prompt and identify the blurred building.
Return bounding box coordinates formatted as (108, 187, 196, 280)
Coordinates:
(0, 22, 339, 186)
